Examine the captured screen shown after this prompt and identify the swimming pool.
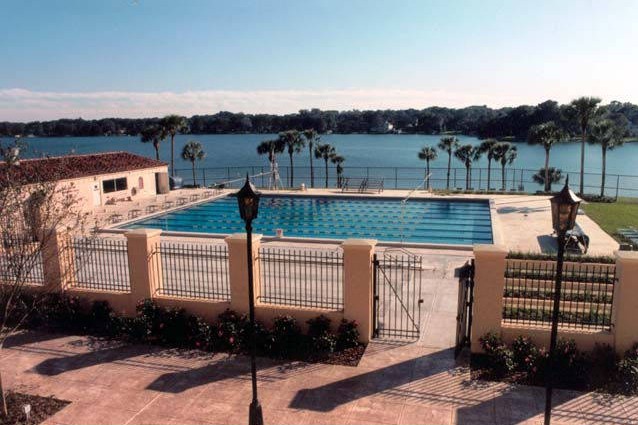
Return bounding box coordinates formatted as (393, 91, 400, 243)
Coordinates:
(121, 195, 493, 245)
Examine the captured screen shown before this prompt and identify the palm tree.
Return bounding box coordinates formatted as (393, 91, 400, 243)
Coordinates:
(588, 118, 627, 197)
(279, 130, 305, 188)
(569, 97, 601, 195)
(330, 154, 345, 188)
(303, 129, 319, 188)
(478, 138, 498, 190)
(532, 167, 563, 190)
(256, 138, 285, 164)
(314, 143, 336, 188)
(437, 136, 459, 189)
(140, 126, 167, 160)
(454, 144, 480, 190)
(160, 115, 188, 176)
(181, 140, 206, 186)
(527, 122, 566, 192)
(437, 136, 460, 189)
(493, 142, 518, 190)
(417, 146, 437, 190)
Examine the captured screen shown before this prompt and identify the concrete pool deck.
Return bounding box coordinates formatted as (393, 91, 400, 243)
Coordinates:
(98, 188, 619, 256)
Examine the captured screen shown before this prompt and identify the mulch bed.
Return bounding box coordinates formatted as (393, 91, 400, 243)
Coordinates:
(307, 344, 367, 367)
(1, 392, 69, 425)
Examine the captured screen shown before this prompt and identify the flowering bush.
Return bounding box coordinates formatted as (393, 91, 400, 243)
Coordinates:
(479, 332, 515, 376)
(336, 319, 360, 350)
(307, 315, 336, 354)
(271, 315, 303, 357)
(616, 343, 638, 395)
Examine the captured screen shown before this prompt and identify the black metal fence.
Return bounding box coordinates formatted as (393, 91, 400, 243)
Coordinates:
(73, 237, 131, 292)
(373, 252, 424, 339)
(156, 241, 230, 301)
(175, 165, 638, 198)
(0, 242, 45, 285)
(503, 259, 616, 330)
(258, 246, 344, 310)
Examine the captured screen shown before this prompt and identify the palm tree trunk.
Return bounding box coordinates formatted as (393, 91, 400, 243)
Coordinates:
(170, 134, 175, 176)
(426, 160, 431, 190)
(544, 149, 550, 192)
(487, 158, 491, 190)
(309, 144, 314, 188)
(466, 165, 470, 189)
(502, 164, 506, 190)
(154, 142, 160, 161)
(192, 162, 196, 186)
(446, 152, 451, 189)
(0, 370, 7, 417)
(579, 128, 586, 195)
(601, 146, 607, 197)
(289, 153, 294, 188)
(325, 159, 329, 188)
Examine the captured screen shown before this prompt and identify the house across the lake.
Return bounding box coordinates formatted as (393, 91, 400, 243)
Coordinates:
(0, 151, 169, 210)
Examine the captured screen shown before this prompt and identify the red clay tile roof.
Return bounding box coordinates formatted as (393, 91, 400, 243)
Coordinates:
(0, 151, 167, 186)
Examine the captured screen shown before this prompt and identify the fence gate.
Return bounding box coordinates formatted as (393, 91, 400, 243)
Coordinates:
(372, 251, 424, 340)
(455, 259, 475, 356)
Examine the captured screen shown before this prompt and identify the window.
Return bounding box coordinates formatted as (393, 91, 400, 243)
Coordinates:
(102, 177, 128, 193)
(138, 177, 144, 189)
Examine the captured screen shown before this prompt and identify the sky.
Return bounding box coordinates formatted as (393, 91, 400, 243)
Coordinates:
(1, 0, 637, 122)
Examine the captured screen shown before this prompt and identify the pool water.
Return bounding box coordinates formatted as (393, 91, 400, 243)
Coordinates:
(122, 195, 493, 245)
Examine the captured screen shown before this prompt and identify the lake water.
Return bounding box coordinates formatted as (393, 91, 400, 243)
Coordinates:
(13, 134, 638, 195)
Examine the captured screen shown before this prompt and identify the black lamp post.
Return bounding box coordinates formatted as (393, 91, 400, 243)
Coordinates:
(544, 176, 581, 425)
(236, 175, 264, 425)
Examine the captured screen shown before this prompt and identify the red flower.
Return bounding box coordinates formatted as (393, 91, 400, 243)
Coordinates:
(195, 341, 201, 347)
(159, 323, 164, 329)
(229, 336, 235, 344)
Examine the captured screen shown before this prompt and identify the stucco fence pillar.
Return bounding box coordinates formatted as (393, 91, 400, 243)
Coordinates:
(342, 239, 376, 344)
(41, 227, 76, 291)
(225, 233, 262, 315)
(612, 251, 638, 354)
(471, 244, 508, 352)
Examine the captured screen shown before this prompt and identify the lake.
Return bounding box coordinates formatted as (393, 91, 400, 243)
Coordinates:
(13, 134, 638, 195)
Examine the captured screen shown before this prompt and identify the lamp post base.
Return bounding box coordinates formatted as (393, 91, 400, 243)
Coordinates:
(249, 400, 264, 425)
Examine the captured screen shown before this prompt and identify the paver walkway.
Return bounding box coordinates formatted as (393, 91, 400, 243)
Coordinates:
(2, 332, 637, 425)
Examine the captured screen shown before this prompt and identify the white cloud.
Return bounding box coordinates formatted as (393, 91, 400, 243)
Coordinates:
(0, 87, 626, 122)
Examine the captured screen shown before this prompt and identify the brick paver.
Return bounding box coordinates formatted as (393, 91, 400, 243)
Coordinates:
(2, 332, 636, 425)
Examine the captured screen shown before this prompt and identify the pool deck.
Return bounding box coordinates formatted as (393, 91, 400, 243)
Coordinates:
(97, 188, 619, 256)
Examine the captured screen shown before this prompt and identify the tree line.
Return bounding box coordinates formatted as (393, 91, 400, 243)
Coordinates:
(2, 100, 637, 140)
(417, 97, 628, 197)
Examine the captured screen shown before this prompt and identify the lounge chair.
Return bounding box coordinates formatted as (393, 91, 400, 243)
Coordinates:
(565, 223, 589, 254)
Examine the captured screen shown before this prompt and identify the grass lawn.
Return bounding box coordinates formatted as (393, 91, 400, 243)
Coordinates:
(582, 197, 638, 240)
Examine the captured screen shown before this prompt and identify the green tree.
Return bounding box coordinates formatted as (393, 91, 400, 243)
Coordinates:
(314, 143, 336, 188)
(478, 138, 499, 190)
(140, 126, 167, 160)
(160, 115, 188, 176)
(527, 122, 566, 192)
(569, 97, 602, 195)
(493, 142, 518, 190)
(256, 138, 285, 164)
(437, 136, 460, 189)
(303, 129, 319, 188)
(454, 144, 481, 189)
(279, 130, 305, 188)
(417, 146, 437, 190)
(181, 140, 206, 186)
(532, 167, 563, 190)
(330, 154, 345, 188)
(588, 118, 627, 197)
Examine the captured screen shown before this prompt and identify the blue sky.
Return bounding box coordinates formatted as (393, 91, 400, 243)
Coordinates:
(1, 0, 637, 121)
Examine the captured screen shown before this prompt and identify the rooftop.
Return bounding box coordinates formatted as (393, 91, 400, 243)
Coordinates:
(0, 151, 166, 185)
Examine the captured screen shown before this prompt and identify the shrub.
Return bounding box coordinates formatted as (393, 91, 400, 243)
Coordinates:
(88, 300, 119, 336)
(307, 315, 336, 355)
(479, 332, 515, 376)
(336, 319, 360, 350)
(214, 309, 249, 352)
(616, 343, 638, 395)
(271, 315, 303, 358)
(511, 336, 543, 377)
(587, 344, 618, 389)
(42, 293, 89, 333)
(158, 307, 192, 347)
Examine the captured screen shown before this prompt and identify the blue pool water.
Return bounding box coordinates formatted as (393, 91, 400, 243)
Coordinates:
(122, 195, 493, 245)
